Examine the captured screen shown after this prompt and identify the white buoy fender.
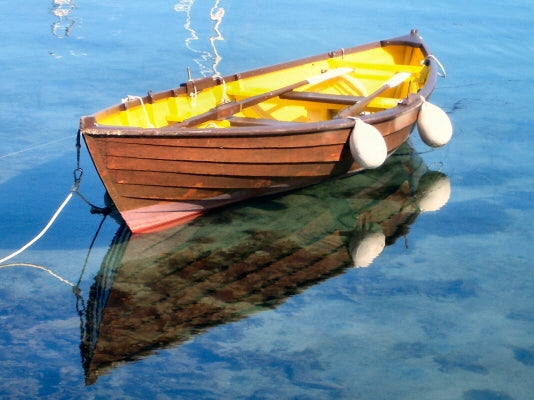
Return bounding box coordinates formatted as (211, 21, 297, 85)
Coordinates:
(349, 119, 388, 169)
(416, 171, 451, 212)
(417, 101, 453, 147)
(350, 231, 386, 268)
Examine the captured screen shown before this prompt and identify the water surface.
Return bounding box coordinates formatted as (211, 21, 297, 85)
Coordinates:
(1, 1, 534, 399)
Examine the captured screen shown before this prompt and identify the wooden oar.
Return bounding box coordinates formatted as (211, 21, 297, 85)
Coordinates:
(336, 72, 411, 119)
(175, 68, 353, 128)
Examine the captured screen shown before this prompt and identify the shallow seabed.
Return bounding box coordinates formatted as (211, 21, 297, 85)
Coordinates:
(1, 1, 534, 399)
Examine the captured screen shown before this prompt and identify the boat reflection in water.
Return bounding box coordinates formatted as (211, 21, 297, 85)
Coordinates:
(80, 142, 450, 385)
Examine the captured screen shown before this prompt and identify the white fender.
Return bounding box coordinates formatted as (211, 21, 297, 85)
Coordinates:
(417, 101, 453, 147)
(417, 171, 451, 212)
(350, 231, 386, 268)
(349, 119, 388, 169)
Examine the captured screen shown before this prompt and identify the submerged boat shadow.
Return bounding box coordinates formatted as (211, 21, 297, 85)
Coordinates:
(80, 142, 450, 385)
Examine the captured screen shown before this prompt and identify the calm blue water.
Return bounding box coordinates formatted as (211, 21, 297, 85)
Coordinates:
(1, 1, 534, 399)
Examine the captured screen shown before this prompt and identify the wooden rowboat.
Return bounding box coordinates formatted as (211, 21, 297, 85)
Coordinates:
(80, 143, 451, 384)
(80, 30, 451, 234)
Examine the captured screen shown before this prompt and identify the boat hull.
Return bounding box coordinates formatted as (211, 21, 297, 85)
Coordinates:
(83, 101, 421, 232)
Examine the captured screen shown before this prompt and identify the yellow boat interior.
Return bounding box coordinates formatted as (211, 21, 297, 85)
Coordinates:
(95, 42, 430, 129)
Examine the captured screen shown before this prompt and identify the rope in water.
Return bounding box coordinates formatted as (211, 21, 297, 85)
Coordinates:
(0, 191, 74, 265)
(0, 262, 76, 287)
(0, 136, 72, 160)
(0, 131, 110, 266)
(0, 212, 109, 290)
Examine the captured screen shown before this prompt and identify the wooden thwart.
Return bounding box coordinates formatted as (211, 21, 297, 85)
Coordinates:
(280, 91, 362, 105)
(227, 117, 304, 127)
(169, 68, 353, 128)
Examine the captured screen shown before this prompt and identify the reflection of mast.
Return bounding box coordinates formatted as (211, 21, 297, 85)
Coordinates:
(51, 0, 77, 38)
(175, 0, 225, 78)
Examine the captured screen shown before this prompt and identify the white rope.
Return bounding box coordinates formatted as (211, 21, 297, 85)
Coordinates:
(0, 192, 73, 264)
(0, 263, 75, 287)
(0, 136, 72, 160)
(219, 78, 230, 103)
(122, 95, 154, 128)
(424, 55, 447, 78)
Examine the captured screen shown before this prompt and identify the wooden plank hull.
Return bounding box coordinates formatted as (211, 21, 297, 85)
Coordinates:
(81, 30, 440, 233)
(80, 143, 451, 384)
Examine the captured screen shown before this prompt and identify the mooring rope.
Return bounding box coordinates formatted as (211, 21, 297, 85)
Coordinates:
(0, 262, 76, 287)
(0, 212, 109, 289)
(424, 54, 447, 78)
(0, 131, 110, 265)
(0, 192, 74, 265)
(122, 95, 154, 128)
(0, 136, 72, 160)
